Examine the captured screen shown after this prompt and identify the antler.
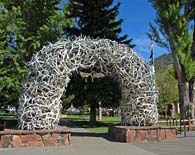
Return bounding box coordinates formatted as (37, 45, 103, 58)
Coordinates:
(17, 37, 158, 130)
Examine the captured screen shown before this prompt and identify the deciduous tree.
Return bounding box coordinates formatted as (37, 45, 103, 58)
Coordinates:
(0, 0, 73, 108)
(148, 0, 195, 119)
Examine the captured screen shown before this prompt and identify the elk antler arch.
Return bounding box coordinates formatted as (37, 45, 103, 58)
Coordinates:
(17, 37, 158, 130)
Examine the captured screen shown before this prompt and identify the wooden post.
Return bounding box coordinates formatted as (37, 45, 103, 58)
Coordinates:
(188, 118, 191, 131)
(184, 118, 186, 137)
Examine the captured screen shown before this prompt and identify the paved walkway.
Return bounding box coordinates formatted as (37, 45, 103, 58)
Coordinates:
(1, 120, 195, 155)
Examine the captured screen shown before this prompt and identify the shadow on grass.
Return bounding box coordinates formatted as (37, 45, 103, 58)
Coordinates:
(60, 119, 120, 128)
(59, 119, 119, 142)
(70, 131, 116, 142)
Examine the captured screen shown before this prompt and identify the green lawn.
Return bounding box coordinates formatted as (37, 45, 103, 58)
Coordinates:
(63, 115, 121, 133)
(1, 113, 190, 133)
(63, 115, 194, 133)
(0, 113, 121, 133)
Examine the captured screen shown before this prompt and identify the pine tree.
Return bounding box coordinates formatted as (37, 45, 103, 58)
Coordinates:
(65, 0, 134, 46)
(64, 0, 130, 125)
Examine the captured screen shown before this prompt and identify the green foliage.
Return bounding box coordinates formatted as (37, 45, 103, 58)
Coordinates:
(177, 34, 195, 80)
(0, 61, 27, 107)
(148, 0, 195, 80)
(61, 94, 75, 109)
(0, 2, 26, 108)
(0, 0, 73, 108)
(148, 0, 195, 118)
(79, 104, 89, 115)
(168, 64, 177, 79)
(65, 0, 134, 47)
(6, 0, 72, 61)
(156, 68, 179, 114)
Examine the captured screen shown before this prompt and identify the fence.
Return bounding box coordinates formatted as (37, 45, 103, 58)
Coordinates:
(158, 118, 195, 137)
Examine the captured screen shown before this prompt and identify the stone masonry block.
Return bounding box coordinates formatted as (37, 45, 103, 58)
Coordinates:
(12, 135, 23, 148)
(25, 141, 44, 147)
(0, 135, 12, 148)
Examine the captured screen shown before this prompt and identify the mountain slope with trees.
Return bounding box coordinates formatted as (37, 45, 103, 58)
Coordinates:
(154, 53, 173, 71)
(154, 53, 179, 115)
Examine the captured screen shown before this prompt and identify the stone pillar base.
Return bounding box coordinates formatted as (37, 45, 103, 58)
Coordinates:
(0, 127, 71, 148)
(108, 125, 177, 143)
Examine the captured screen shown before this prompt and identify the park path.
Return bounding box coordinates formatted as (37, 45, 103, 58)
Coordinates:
(1, 120, 195, 155)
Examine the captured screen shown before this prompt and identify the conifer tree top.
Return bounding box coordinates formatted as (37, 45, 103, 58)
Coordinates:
(65, 0, 134, 47)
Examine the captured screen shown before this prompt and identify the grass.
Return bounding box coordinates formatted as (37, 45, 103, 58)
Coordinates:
(0, 113, 121, 133)
(63, 115, 195, 133)
(0, 112, 193, 133)
(63, 115, 121, 133)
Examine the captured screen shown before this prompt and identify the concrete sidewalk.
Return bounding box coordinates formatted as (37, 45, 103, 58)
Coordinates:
(1, 120, 195, 155)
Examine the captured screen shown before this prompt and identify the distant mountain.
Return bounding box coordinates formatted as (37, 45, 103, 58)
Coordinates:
(154, 53, 173, 71)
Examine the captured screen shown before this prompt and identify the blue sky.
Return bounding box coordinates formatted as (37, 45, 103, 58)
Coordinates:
(115, 0, 169, 61)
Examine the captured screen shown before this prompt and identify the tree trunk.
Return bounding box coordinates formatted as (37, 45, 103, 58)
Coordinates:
(189, 80, 195, 118)
(192, 18, 195, 60)
(189, 80, 195, 103)
(88, 97, 96, 126)
(170, 42, 194, 119)
(178, 81, 194, 119)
